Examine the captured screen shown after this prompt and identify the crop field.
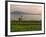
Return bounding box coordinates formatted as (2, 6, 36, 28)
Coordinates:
(10, 20, 42, 32)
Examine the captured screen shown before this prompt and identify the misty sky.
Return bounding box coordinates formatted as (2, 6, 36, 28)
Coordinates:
(10, 3, 42, 20)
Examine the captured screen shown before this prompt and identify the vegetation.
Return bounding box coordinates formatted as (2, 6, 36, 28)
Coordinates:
(10, 20, 42, 32)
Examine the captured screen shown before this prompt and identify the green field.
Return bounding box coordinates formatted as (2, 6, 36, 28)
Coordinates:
(10, 20, 42, 32)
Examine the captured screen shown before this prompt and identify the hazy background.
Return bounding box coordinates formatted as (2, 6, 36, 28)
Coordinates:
(10, 4, 42, 21)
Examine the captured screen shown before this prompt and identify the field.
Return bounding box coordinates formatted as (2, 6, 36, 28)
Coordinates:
(10, 20, 42, 32)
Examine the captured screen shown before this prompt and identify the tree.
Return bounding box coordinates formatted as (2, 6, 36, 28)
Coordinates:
(18, 16, 23, 24)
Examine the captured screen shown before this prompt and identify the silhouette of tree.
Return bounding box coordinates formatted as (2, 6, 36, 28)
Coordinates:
(18, 16, 23, 24)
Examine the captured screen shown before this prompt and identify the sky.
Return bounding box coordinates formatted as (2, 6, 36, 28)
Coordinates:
(10, 4, 42, 14)
(10, 3, 43, 20)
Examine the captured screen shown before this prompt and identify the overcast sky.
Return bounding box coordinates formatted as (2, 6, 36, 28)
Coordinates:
(10, 4, 42, 15)
(10, 3, 43, 20)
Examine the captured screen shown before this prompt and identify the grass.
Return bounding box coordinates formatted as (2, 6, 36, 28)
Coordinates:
(10, 20, 42, 32)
